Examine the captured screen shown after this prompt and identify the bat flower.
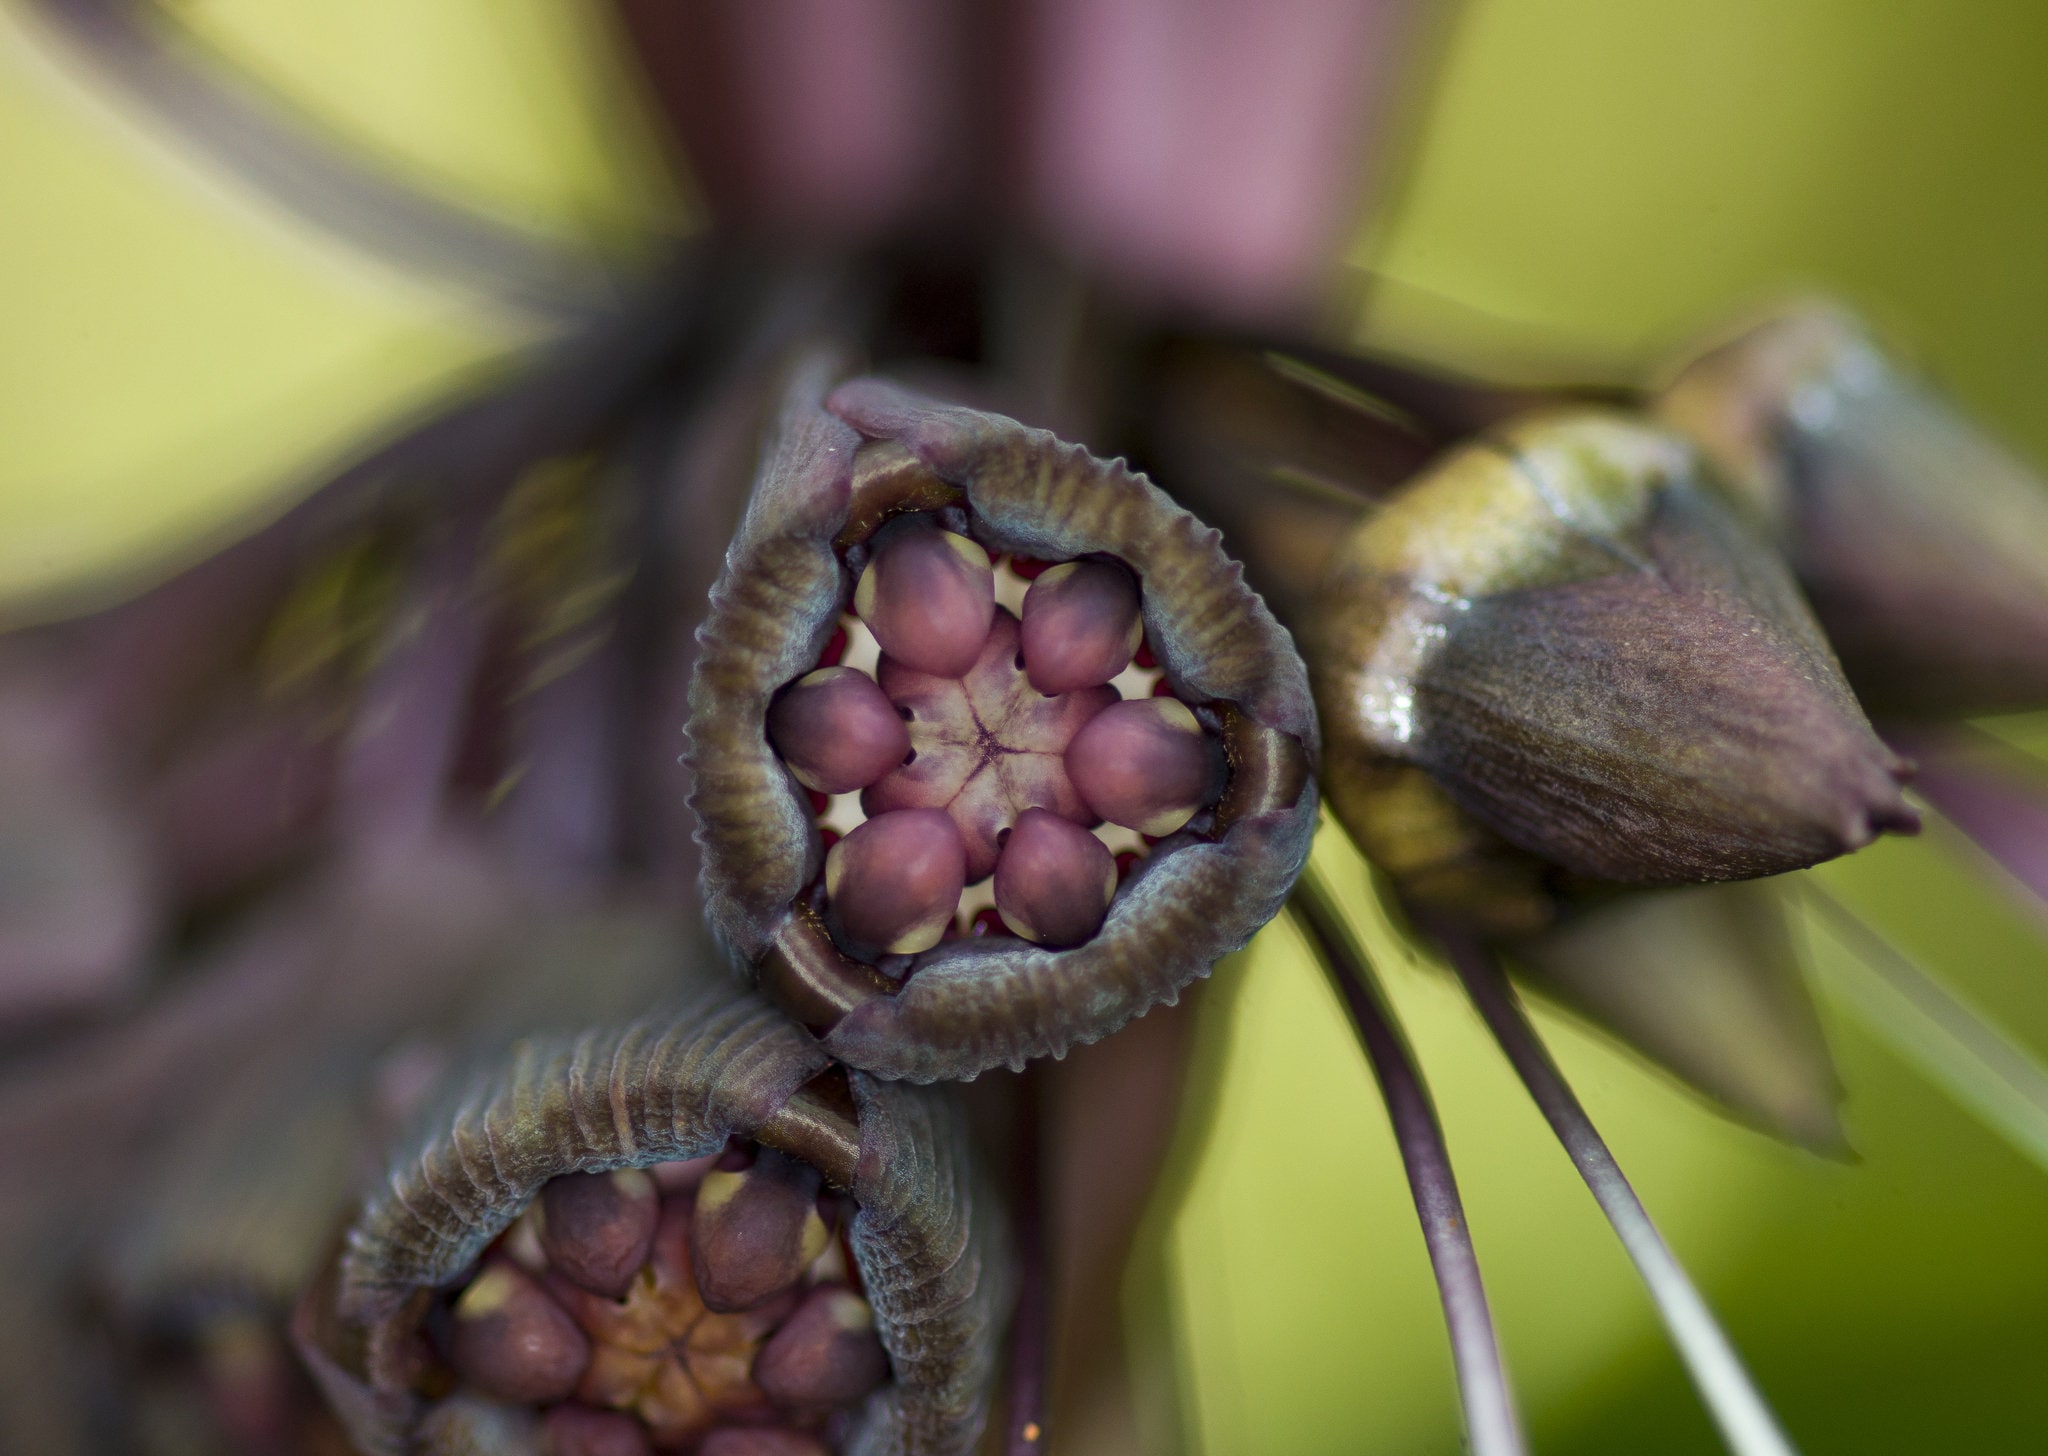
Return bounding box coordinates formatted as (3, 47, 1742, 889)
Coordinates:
(294, 989, 1013, 1456)
(686, 356, 1318, 1082)
(1307, 407, 1918, 938)
(1657, 300, 2048, 718)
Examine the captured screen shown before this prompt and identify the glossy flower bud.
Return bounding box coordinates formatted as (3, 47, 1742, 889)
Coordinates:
(1313, 410, 1915, 935)
(992, 808, 1118, 947)
(689, 1150, 830, 1313)
(824, 810, 968, 956)
(752, 1284, 891, 1409)
(1066, 698, 1221, 836)
(1020, 559, 1143, 693)
(854, 525, 996, 677)
(765, 666, 912, 795)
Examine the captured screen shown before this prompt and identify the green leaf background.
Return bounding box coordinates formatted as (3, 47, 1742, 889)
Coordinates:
(5, 2, 2048, 1451)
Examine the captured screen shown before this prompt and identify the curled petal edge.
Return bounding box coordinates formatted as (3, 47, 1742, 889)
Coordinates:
(293, 987, 1014, 1456)
(687, 363, 1319, 1081)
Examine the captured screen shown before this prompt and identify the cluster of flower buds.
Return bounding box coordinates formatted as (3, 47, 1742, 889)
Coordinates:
(297, 989, 1013, 1456)
(689, 355, 1319, 1081)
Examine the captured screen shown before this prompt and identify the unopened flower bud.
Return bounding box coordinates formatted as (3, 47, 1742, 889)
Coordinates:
(551, 1197, 703, 1355)
(1314, 410, 1915, 932)
(766, 667, 911, 794)
(689, 1150, 830, 1313)
(1067, 698, 1220, 835)
(1659, 301, 2048, 716)
(753, 1284, 891, 1409)
(993, 809, 1117, 947)
(537, 1168, 661, 1300)
(825, 810, 968, 955)
(447, 1259, 590, 1404)
(854, 525, 996, 677)
(1020, 559, 1143, 693)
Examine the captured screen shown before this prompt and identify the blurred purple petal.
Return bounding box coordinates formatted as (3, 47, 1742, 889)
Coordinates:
(1020, 0, 1435, 320)
(0, 679, 156, 1029)
(611, 0, 973, 237)
(1893, 725, 2048, 915)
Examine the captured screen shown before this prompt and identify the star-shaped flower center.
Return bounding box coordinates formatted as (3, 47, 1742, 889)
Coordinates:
(865, 609, 1116, 881)
(766, 520, 1222, 957)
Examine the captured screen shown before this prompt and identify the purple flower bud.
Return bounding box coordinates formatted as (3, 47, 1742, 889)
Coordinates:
(825, 810, 969, 955)
(447, 1259, 590, 1404)
(1066, 698, 1221, 835)
(1020, 559, 1142, 693)
(1313, 410, 1915, 935)
(688, 1150, 830, 1313)
(993, 808, 1117, 947)
(537, 1169, 661, 1300)
(766, 666, 912, 795)
(752, 1284, 891, 1410)
(854, 525, 995, 677)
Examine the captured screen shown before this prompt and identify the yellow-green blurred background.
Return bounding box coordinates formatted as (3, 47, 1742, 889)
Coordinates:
(6, 1, 2048, 1451)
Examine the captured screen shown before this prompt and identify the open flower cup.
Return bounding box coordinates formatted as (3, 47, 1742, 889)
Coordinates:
(296, 987, 1013, 1456)
(688, 356, 1319, 1083)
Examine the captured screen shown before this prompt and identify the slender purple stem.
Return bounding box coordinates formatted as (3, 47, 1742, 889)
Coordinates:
(1005, 1066, 1050, 1456)
(1437, 928, 1798, 1456)
(1292, 868, 1527, 1456)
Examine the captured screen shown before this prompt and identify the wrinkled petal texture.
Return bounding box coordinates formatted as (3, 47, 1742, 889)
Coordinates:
(304, 986, 1011, 1456)
(688, 363, 1318, 1081)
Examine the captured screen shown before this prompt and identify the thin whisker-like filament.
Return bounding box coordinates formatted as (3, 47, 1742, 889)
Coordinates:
(1438, 928, 1800, 1456)
(1801, 882, 2048, 1175)
(1292, 867, 1528, 1456)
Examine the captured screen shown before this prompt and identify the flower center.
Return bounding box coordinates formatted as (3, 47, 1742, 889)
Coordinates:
(766, 517, 1224, 961)
(443, 1146, 879, 1456)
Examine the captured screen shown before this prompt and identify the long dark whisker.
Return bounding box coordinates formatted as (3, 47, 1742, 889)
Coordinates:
(1800, 881, 2048, 1173)
(1437, 927, 1798, 1456)
(1292, 866, 1527, 1456)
